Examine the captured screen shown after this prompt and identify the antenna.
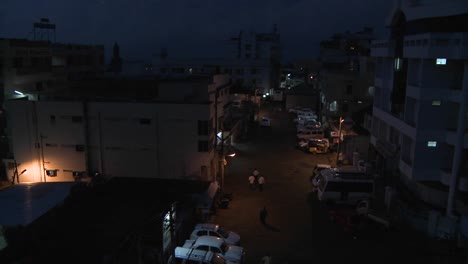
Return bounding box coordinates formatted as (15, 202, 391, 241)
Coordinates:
(32, 18, 56, 42)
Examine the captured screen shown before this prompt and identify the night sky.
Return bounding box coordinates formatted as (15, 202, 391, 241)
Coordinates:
(0, 0, 393, 62)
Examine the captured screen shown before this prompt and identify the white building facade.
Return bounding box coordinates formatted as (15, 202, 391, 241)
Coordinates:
(4, 75, 231, 183)
(370, 0, 468, 216)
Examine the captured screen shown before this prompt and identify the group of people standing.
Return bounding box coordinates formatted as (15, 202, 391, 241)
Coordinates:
(248, 168, 265, 192)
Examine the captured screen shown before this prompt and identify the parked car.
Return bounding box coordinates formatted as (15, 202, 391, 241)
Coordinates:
(260, 117, 271, 127)
(296, 128, 325, 140)
(307, 138, 330, 154)
(190, 223, 240, 245)
(296, 120, 322, 132)
(294, 116, 317, 125)
(169, 247, 227, 264)
(183, 236, 244, 264)
(312, 164, 332, 178)
(297, 138, 329, 154)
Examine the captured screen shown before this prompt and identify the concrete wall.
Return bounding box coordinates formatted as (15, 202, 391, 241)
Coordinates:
(6, 100, 216, 182)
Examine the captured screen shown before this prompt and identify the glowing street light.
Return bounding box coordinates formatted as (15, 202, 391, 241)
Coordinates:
(14, 90, 24, 95)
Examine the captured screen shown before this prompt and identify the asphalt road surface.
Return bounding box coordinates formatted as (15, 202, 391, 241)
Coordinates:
(211, 102, 464, 264)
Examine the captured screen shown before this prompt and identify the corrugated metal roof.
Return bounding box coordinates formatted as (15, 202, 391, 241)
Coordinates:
(0, 182, 75, 226)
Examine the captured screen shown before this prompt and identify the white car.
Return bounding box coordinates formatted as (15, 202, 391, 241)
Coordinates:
(296, 122, 321, 133)
(260, 117, 271, 127)
(190, 223, 240, 245)
(183, 236, 245, 264)
(294, 116, 317, 125)
(171, 247, 227, 264)
(296, 128, 325, 140)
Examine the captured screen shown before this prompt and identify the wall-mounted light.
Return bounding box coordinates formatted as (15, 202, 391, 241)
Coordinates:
(14, 90, 24, 95)
(72, 171, 84, 177)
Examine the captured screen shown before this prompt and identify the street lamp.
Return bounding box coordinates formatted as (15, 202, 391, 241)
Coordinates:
(335, 117, 344, 166)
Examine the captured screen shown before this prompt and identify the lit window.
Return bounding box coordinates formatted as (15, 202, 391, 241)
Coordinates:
(432, 100, 441, 106)
(427, 141, 437, 147)
(394, 58, 402, 70)
(436, 58, 447, 65)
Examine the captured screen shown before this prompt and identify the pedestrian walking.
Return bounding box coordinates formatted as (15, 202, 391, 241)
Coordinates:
(252, 168, 260, 183)
(259, 206, 268, 225)
(260, 252, 271, 264)
(249, 175, 256, 190)
(258, 175, 265, 192)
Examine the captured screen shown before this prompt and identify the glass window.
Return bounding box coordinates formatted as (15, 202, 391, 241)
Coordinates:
(197, 245, 209, 251)
(209, 231, 221, 238)
(211, 247, 222, 254)
(197, 230, 208, 237)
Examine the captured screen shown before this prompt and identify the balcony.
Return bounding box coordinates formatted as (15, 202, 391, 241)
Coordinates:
(403, 32, 468, 59)
(371, 40, 395, 57)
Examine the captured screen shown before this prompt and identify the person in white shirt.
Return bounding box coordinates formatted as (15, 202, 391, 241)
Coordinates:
(252, 168, 260, 183)
(248, 175, 256, 190)
(258, 175, 265, 192)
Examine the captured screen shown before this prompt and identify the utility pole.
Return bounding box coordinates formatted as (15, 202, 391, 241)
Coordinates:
(335, 117, 344, 166)
(212, 80, 231, 191)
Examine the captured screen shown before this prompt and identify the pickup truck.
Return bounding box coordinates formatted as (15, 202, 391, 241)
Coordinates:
(183, 236, 244, 264)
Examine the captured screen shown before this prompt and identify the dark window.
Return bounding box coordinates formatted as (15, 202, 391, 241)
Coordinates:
(160, 68, 167, 73)
(36, 82, 43, 91)
(245, 44, 251, 50)
(342, 103, 349, 112)
(72, 116, 83, 123)
(140, 118, 151, 125)
(251, 68, 257, 74)
(50, 115, 56, 124)
(196, 245, 209, 251)
(346, 84, 353, 95)
(198, 140, 209, 152)
(75, 145, 85, 152)
(236, 69, 244, 75)
(209, 231, 221, 238)
(196, 230, 208, 237)
(245, 53, 250, 59)
(13, 57, 23, 68)
(211, 247, 222, 254)
(198, 120, 209, 135)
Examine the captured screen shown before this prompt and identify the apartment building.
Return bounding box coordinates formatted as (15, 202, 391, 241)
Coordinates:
(0, 38, 104, 102)
(153, 27, 281, 96)
(4, 74, 231, 183)
(318, 27, 375, 120)
(370, 0, 468, 219)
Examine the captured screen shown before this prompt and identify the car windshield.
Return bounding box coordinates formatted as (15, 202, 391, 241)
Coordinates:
(217, 226, 229, 238)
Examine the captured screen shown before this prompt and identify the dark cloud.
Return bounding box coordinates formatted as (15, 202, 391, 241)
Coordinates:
(0, 0, 393, 62)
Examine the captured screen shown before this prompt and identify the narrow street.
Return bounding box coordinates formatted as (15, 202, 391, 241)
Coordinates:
(211, 102, 461, 264)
